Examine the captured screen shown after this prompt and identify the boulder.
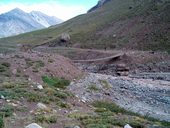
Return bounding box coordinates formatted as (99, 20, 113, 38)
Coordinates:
(124, 124, 133, 128)
(25, 123, 42, 128)
(0, 95, 5, 99)
(37, 103, 47, 110)
(37, 84, 43, 90)
(60, 33, 70, 42)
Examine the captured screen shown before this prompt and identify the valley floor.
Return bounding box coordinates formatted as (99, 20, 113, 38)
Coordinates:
(0, 48, 170, 128)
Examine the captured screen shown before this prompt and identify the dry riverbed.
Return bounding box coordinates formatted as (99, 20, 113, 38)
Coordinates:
(69, 73, 170, 122)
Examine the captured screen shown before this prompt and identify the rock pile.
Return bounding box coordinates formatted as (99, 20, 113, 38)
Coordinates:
(116, 64, 129, 76)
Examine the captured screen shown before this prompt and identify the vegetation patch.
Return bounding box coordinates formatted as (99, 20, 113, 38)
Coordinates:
(2, 82, 15, 89)
(99, 80, 111, 89)
(68, 111, 90, 119)
(88, 84, 100, 92)
(35, 60, 45, 68)
(0, 62, 11, 77)
(48, 59, 54, 63)
(0, 116, 4, 128)
(42, 76, 70, 89)
(1, 62, 11, 68)
(25, 58, 34, 67)
(45, 87, 69, 99)
(0, 88, 51, 104)
(0, 105, 14, 117)
(69, 101, 169, 128)
(57, 101, 70, 109)
(92, 101, 135, 115)
(35, 114, 57, 124)
(0, 65, 7, 72)
(32, 67, 39, 73)
(54, 91, 68, 99)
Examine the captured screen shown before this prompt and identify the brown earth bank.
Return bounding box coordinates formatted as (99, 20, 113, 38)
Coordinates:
(0, 51, 83, 84)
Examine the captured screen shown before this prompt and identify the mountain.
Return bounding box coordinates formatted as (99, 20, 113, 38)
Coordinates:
(29, 11, 63, 27)
(0, 0, 169, 53)
(0, 8, 63, 37)
(88, 0, 111, 12)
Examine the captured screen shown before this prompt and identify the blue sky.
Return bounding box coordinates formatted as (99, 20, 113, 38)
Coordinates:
(0, 0, 99, 20)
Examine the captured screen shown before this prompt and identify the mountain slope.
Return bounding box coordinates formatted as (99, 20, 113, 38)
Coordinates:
(0, 0, 169, 53)
(0, 8, 62, 37)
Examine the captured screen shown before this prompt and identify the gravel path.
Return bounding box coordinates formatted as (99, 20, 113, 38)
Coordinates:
(69, 73, 170, 122)
(130, 72, 170, 81)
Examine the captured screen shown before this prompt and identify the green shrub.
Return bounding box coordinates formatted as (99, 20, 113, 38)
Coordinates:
(25, 58, 33, 67)
(48, 59, 54, 63)
(1, 62, 10, 68)
(27, 93, 40, 102)
(0, 116, 4, 128)
(32, 67, 39, 73)
(54, 91, 68, 99)
(0, 65, 6, 72)
(35, 60, 45, 68)
(2, 82, 15, 89)
(94, 108, 107, 113)
(92, 101, 135, 115)
(42, 76, 70, 89)
(45, 87, 56, 96)
(0, 105, 14, 117)
(35, 115, 57, 124)
(35, 115, 46, 123)
(46, 115, 57, 123)
(57, 101, 70, 108)
(0, 90, 16, 99)
(99, 80, 111, 89)
(88, 84, 100, 92)
(86, 124, 112, 128)
(2, 71, 11, 77)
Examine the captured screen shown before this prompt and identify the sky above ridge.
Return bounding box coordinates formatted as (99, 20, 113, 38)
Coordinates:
(0, 0, 99, 20)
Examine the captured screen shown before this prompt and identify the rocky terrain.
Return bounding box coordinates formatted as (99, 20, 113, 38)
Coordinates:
(69, 73, 170, 122)
(0, 49, 170, 128)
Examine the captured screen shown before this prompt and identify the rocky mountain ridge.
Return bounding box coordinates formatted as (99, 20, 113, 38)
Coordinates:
(0, 8, 63, 38)
(88, 0, 111, 12)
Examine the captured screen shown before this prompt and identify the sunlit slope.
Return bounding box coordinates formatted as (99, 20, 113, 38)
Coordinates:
(0, 0, 169, 52)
